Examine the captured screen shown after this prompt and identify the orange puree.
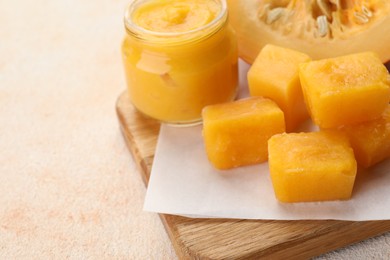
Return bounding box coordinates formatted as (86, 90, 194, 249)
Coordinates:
(132, 0, 221, 33)
(122, 0, 238, 124)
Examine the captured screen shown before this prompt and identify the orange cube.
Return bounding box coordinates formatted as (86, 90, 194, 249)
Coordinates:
(202, 97, 285, 170)
(340, 105, 390, 168)
(299, 52, 390, 128)
(268, 131, 357, 203)
(247, 44, 311, 132)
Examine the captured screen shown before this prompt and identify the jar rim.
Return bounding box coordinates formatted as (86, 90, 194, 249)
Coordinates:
(124, 0, 227, 38)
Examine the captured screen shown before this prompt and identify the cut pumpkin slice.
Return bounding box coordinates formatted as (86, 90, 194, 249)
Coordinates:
(227, 0, 390, 64)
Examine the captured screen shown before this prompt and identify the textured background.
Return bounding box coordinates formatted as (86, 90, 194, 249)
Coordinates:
(1, 0, 389, 259)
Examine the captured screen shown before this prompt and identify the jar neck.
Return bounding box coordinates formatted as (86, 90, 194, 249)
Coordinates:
(124, 0, 228, 46)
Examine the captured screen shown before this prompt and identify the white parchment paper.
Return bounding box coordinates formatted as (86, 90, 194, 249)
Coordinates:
(143, 60, 390, 220)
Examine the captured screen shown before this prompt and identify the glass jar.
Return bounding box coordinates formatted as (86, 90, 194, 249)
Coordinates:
(121, 0, 238, 125)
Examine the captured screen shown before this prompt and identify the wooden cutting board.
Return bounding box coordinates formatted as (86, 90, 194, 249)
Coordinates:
(116, 91, 390, 259)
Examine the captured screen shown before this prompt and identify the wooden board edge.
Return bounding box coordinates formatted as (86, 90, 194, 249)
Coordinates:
(260, 221, 390, 259)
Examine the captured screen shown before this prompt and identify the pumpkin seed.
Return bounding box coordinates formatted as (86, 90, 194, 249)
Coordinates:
(362, 5, 372, 18)
(317, 15, 329, 37)
(354, 12, 370, 24)
(266, 7, 285, 24)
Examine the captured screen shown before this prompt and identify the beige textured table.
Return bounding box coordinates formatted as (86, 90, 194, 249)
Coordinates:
(1, 0, 389, 259)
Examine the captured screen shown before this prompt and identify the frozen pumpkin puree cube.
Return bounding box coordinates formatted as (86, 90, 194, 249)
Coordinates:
(299, 52, 390, 128)
(340, 105, 390, 168)
(202, 97, 285, 170)
(247, 44, 311, 132)
(268, 131, 357, 203)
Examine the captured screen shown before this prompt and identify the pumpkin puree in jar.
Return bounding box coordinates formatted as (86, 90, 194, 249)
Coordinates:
(122, 0, 238, 124)
(132, 0, 221, 33)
